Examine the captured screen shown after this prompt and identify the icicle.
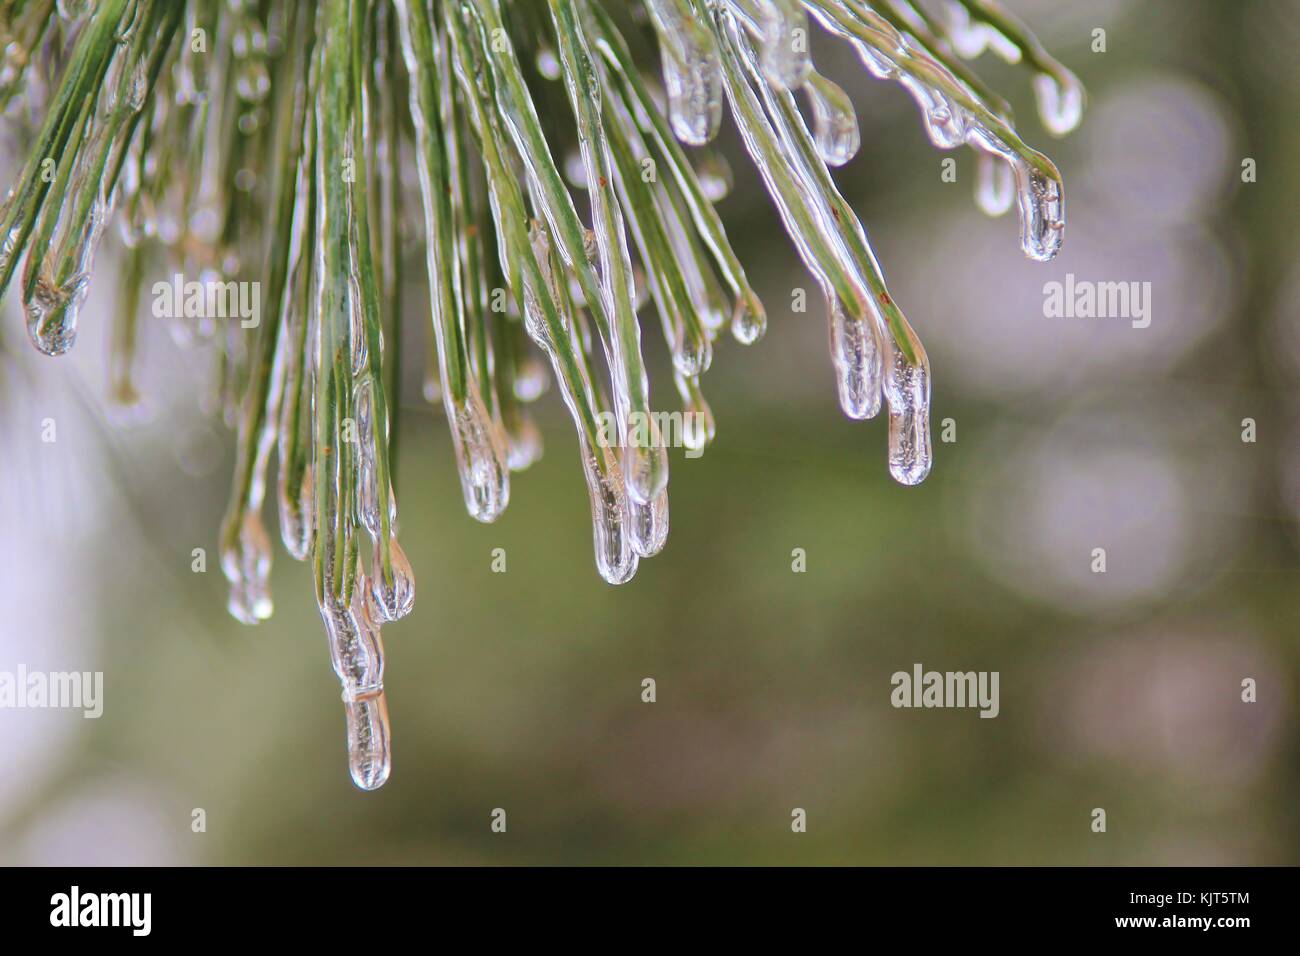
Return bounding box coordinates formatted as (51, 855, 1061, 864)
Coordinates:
(643, 0, 723, 145)
(276, 115, 317, 562)
(695, 150, 733, 201)
(526, 220, 638, 585)
(827, 290, 883, 420)
(229, 0, 270, 104)
(974, 150, 1014, 217)
(513, 352, 550, 402)
(545, 0, 668, 507)
(587, 2, 767, 348)
(222, 511, 274, 624)
(630, 488, 670, 558)
(369, 534, 414, 622)
(395, 0, 509, 524)
(882, 336, 931, 485)
(675, 371, 716, 453)
(320, 567, 391, 791)
(20, 0, 156, 356)
(804, 0, 1068, 262)
(804, 69, 860, 166)
(600, 64, 712, 380)
(728, 0, 812, 90)
(1013, 157, 1064, 262)
(1032, 71, 1083, 136)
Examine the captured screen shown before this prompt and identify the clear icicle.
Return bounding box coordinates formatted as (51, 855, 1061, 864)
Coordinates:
(320, 571, 391, 791)
(804, 0, 1068, 263)
(1032, 70, 1083, 136)
(729, 0, 813, 90)
(21, 18, 147, 356)
(644, 0, 723, 145)
(827, 290, 883, 420)
(675, 371, 716, 453)
(881, 337, 932, 485)
(1013, 158, 1064, 262)
(695, 150, 733, 201)
(395, 0, 509, 524)
(513, 353, 550, 402)
(974, 150, 1014, 217)
(804, 70, 860, 166)
(222, 511, 274, 624)
(447, 388, 511, 523)
(370, 535, 415, 622)
(630, 487, 670, 558)
(275, 129, 317, 562)
(547, 0, 667, 507)
(525, 220, 638, 584)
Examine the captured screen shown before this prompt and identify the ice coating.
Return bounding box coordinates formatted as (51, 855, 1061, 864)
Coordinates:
(827, 291, 884, 420)
(804, 69, 860, 166)
(804, 0, 1069, 263)
(975, 150, 1015, 217)
(644, 0, 723, 145)
(0, 0, 1084, 793)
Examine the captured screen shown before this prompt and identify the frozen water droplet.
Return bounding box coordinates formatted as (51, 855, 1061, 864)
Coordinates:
(23, 269, 89, 356)
(675, 371, 716, 453)
(900, 78, 963, 148)
(630, 488, 670, 557)
(623, 423, 669, 506)
(536, 45, 562, 81)
(513, 355, 549, 402)
(644, 0, 723, 145)
(1033, 71, 1083, 136)
(370, 536, 415, 622)
(343, 693, 391, 791)
(882, 343, 932, 486)
(505, 410, 544, 471)
(827, 294, 883, 420)
(220, 511, 274, 624)
(448, 389, 510, 523)
(1013, 160, 1065, 262)
(805, 73, 859, 166)
(975, 152, 1015, 217)
(754, 0, 812, 90)
(582, 443, 638, 584)
(731, 296, 766, 345)
(695, 151, 733, 202)
(672, 321, 711, 377)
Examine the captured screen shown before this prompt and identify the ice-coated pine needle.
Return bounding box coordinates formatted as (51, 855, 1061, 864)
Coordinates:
(0, 0, 1081, 790)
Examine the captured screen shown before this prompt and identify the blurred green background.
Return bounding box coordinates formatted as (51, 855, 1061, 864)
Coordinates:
(2, 0, 1299, 864)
